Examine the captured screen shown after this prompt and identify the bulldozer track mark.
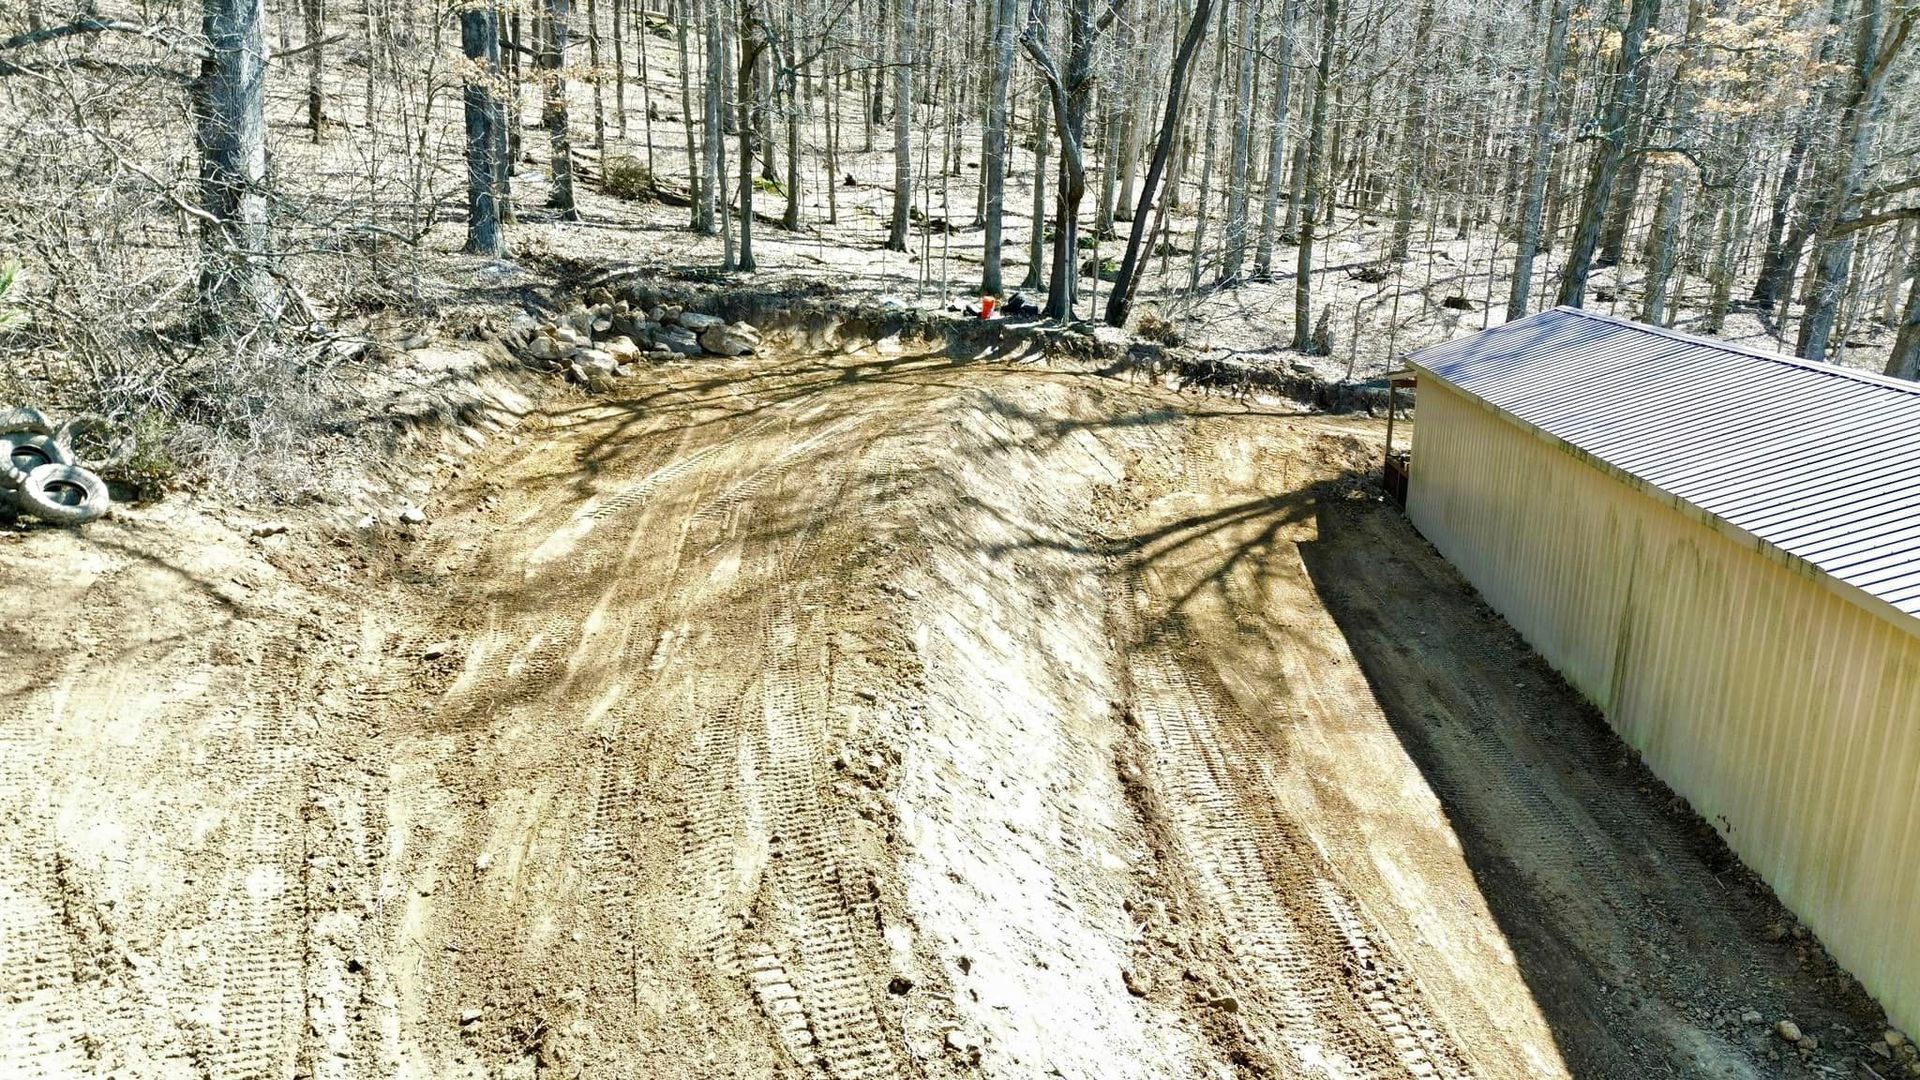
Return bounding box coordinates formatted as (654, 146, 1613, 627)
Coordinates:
(1123, 561, 1475, 1080)
(209, 636, 307, 1080)
(0, 826, 89, 1079)
(682, 674, 757, 958)
(1316, 882, 1474, 1080)
(1127, 646, 1357, 1077)
(744, 588, 903, 1079)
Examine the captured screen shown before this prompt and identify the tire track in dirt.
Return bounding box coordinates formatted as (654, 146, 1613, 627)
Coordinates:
(0, 560, 124, 1078)
(0, 625, 85, 1077)
(1123, 621, 1473, 1080)
(741, 587, 900, 1079)
(0, 824, 89, 1079)
(208, 633, 308, 1080)
(1108, 414, 1478, 1080)
(669, 409, 905, 1077)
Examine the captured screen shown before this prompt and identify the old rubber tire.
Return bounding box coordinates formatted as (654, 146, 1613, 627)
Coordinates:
(53, 414, 134, 470)
(1, 432, 72, 486)
(19, 463, 109, 526)
(0, 407, 55, 437)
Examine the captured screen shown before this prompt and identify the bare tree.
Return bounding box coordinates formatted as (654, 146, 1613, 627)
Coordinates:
(1386, 0, 1434, 262)
(1219, 0, 1259, 282)
(303, 0, 326, 140)
(981, 0, 1019, 293)
(542, 0, 582, 220)
(1556, 0, 1659, 308)
(1108, 0, 1216, 324)
(700, 0, 725, 233)
(463, 5, 508, 257)
(1252, 0, 1296, 279)
(1506, 0, 1570, 320)
(1290, 0, 1335, 351)
(1021, 0, 1129, 320)
(1889, 237, 1920, 379)
(1797, 0, 1915, 360)
(195, 0, 283, 332)
(887, 0, 916, 250)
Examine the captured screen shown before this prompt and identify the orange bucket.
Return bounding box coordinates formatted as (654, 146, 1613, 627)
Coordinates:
(979, 296, 996, 320)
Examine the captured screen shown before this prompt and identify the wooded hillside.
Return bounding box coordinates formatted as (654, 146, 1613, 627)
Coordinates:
(2, 0, 1917, 483)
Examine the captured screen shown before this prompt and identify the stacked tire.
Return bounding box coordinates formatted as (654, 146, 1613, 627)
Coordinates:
(1, 407, 122, 526)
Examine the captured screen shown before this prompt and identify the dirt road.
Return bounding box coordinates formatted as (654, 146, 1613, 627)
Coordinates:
(0, 342, 1894, 1079)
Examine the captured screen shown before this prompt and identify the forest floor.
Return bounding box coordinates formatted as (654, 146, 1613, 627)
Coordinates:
(2, 334, 1902, 1080)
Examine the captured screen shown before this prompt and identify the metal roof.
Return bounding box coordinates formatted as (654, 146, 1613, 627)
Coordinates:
(1409, 306, 1920, 624)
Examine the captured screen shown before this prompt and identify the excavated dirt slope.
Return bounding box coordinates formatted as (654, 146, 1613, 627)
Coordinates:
(1, 341, 1896, 1080)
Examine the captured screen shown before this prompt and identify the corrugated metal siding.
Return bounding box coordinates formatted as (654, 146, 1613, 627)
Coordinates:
(1408, 379, 1920, 1039)
(1413, 307, 1920, 623)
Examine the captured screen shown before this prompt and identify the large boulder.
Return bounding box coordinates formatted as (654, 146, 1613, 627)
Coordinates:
(655, 325, 702, 355)
(576, 348, 619, 375)
(700, 322, 759, 357)
(610, 312, 651, 343)
(604, 336, 642, 364)
(673, 311, 725, 331)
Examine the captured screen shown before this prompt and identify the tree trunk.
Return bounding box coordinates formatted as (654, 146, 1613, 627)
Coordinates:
(194, 0, 281, 333)
(1555, 0, 1658, 307)
(781, 0, 799, 230)
(677, 0, 702, 228)
(737, 4, 761, 270)
(496, 2, 516, 224)
(1252, 0, 1296, 278)
(1386, 0, 1435, 262)
(1638, 161, 1686, 324)
(542, 0, 581, 219)
(463, 8, 508, 257)
(587, 0, 607, 149)
(1113, 83, 1140, 222)
(1108, 0, 1216, 324)
(1798, 0, 1912, 360)
(886, 0, 916, 251)
(1187, 0, 1232, 290)
(1280, 0, 1311, 250)
(637, 0, 655, 170)
(303, 0, 326, 140)
(1291, 0, 1335, 352)
(1026, 0, 1126, 321)
(1022, 83, 1050, 289)
(1887, 238, 1920, 379)
(1219, 0, 1260, 281)
(981, 0, 1017, 294)
(699, 0, 723, 233)
(1596, 109, 1649, 267)
(612, 0, 627, 134)
(1506, 0, 1570, 320)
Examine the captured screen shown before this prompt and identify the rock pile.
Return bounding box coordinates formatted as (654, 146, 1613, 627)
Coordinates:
(500, 301, 763, 387)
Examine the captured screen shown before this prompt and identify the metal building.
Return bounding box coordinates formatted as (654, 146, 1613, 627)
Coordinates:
(1407, 307, 1920, 1036)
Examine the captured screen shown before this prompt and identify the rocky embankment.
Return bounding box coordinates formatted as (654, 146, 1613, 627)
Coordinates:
(500, 299, 765, 388)
(496, 277, 1412, 417)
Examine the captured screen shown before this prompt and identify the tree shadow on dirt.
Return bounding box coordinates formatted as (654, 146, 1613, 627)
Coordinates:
(494, 347, 1299, 504)
(1295, 484, 1891, 1078)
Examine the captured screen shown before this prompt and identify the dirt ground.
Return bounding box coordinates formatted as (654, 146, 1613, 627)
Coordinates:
(1, 339, 1900, 1080)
